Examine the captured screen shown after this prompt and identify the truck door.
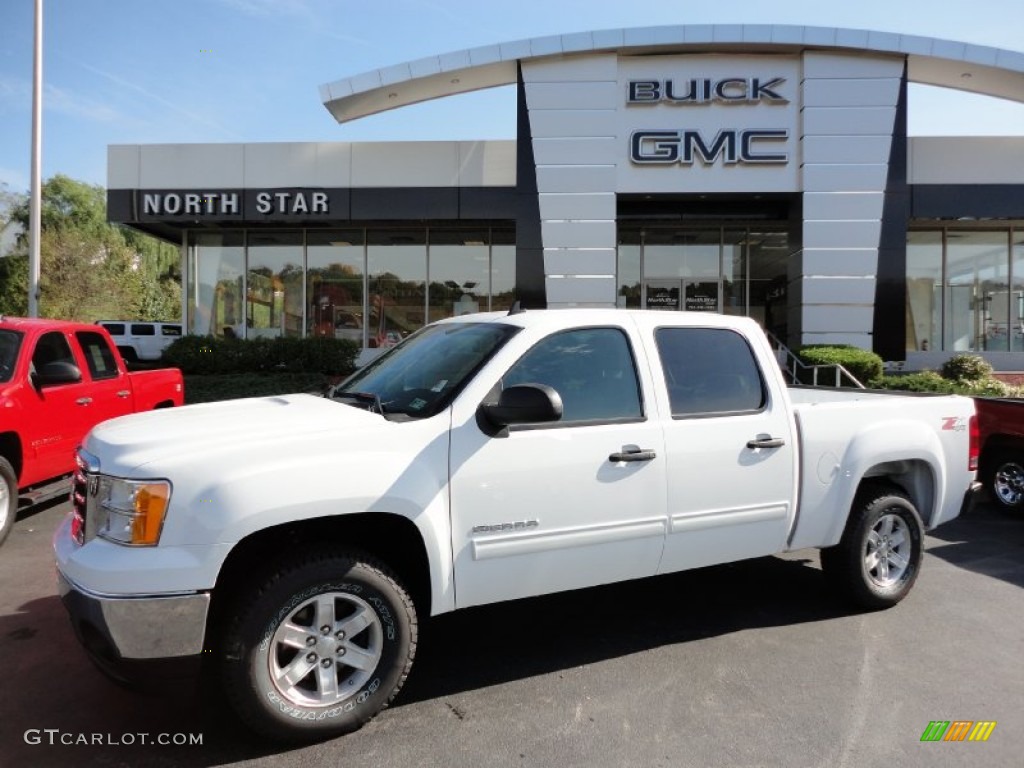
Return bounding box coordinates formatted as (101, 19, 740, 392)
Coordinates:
(449, 325, 668, 608)
(23, 331, 91, 482)
(652, 326, 798, 573)
(74, 331, 135, 423)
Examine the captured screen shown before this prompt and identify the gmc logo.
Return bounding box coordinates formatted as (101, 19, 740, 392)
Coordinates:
(630, 129, 788, 165)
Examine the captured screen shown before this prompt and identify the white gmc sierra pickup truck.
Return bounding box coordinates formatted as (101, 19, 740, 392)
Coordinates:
(55, 309, 980, 741)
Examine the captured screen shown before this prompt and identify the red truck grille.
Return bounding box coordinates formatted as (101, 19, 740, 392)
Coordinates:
(70, 450, 95, 545)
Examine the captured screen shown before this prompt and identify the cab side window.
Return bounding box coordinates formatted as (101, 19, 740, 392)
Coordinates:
(76, 331, 120, 380)
(31, 332, 76, 384)
(656, 327, 765, 416)
(501, 327, 643, 423)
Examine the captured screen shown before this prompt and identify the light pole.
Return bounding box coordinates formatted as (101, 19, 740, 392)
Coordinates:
(28, 0, 43, 317)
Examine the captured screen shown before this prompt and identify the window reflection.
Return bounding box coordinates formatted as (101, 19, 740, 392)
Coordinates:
(246, 231, 303, 339)
(429, 230, 489, 321)
(188, 232, 244, 337)
(368, 230, 426, 348)
(307, 230, 365, 345)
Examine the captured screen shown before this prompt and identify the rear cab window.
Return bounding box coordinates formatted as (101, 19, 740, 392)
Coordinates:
(655, 327, 766, 417)
(75, 331, 121, 381)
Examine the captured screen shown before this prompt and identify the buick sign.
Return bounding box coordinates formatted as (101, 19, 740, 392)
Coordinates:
(627, 77, 788, 105)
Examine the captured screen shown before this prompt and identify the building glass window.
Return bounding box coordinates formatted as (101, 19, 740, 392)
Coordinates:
(906, 231, 942, 353)
(946, 231, 1009, 352)
(490, 229, 517, 312)
(188, 232, 244, 337)
(429, 230, 490, 321)
(246, 231, 303, 339)
(617, 230, 642, 308)
(367, 229, 427, 348)
(307, 230, 365, 345)
(1013, 232, 1024, 352)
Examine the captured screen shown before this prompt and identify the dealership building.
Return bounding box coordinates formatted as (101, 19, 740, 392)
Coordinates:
(107, 25, 1024, 368)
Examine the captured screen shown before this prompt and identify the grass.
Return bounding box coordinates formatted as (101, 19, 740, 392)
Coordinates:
(183, 373, 332, 405)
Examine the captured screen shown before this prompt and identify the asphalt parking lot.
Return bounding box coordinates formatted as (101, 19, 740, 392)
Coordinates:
(1, 497, 1021, 768)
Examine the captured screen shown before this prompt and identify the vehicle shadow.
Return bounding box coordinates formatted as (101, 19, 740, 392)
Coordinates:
(1, 555, 850, 766)
(924, 500, 1024, 589)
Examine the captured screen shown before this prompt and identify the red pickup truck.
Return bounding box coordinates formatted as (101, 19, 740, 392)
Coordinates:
(974, 396, 1024, 512)
(0, 317, 183, 545)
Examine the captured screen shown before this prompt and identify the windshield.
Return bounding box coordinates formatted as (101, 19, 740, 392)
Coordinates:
(0, 330, 23, 383)
(332, 321, 519, 419)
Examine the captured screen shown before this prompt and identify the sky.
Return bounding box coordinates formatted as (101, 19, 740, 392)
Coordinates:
(0, 0, 1023, 193)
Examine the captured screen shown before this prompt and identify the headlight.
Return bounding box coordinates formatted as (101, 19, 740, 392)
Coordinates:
(98, 478, 171, 546)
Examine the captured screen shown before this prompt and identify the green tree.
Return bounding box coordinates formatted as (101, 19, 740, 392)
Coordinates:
(0, 175, 180, 321)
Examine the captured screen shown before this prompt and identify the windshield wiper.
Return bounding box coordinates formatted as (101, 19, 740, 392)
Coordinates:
(332, 390, 386, 415)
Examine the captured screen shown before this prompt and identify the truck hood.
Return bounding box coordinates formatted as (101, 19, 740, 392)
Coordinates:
(85, 394, 386, 476)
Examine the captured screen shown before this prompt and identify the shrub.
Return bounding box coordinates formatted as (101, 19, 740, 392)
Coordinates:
(796, 345, 884, 386)
(940, 353, 993, 383)
(162, 335, 358, 376)
(869, 371, 960, 394)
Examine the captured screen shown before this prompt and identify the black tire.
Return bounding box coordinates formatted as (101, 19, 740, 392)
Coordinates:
(983, 450, 1024, 511)
(0, 457, 17, 548)
(220, 550, 417, 742)
(820, 484, 924, 610)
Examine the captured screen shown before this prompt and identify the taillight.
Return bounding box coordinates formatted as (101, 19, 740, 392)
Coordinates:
(968, 414, 979, 472)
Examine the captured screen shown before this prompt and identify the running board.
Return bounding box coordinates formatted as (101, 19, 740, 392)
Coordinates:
(19, 475, 71, 509)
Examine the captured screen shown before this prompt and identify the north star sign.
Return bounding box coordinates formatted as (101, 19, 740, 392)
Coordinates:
(626, 75, 790, 167)
(140, 190, 330, 216)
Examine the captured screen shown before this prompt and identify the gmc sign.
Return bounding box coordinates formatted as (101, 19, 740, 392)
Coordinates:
(630, 129, 788, 165)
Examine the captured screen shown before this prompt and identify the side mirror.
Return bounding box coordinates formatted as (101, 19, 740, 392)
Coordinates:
(479, 383, 563, 428)
(32, 361, 82, 388)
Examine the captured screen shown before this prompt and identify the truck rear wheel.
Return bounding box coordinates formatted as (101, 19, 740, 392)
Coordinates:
(0, 457, 16, 547)
(820, 485, 924, 610)
(220, 550, 417, 742)
(985, 451, 1024, 511)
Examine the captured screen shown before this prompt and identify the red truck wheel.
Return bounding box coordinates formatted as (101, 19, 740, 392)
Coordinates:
(0, 457, 17, 547)
(987, 451, 1024, 511)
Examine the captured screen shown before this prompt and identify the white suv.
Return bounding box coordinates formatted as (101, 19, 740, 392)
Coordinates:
(96, 321, 182, 362)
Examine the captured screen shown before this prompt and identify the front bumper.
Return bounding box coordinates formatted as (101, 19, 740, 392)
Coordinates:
(57, 569, 210, 683)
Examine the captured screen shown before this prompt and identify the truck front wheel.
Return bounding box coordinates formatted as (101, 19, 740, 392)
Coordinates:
(820, 485, 924, 610)
(220, 550, 417, 742)
(0, 457, 17, 547)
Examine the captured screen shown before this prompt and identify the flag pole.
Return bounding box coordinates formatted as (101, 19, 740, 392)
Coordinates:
(28, 0, 43, 317)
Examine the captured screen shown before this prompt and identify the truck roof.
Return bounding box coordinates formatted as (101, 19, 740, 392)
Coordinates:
(436, 307, 764, 334)
(0, 316, 101, 333)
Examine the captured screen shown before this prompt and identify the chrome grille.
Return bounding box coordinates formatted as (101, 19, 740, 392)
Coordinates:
(71, 448, 100, 545)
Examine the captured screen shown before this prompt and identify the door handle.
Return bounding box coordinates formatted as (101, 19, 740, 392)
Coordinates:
(747, 437, 785, 449)
(75, 397, 93, 406)
(609, 445, 657, 462)
(116, 390, 130, 398)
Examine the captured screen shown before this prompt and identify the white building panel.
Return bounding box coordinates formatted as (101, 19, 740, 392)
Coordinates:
(799, 276, 877, 304)
(244, 144, 321, 187)
(107, 146, 139, 190)
(803, 220, 883, 250)
(802, 248, 880, 277)
(545, 276, 617, 305)
(802, 164, 890, 192)
(527, 110, 617, 138)
(538, 192, 616, 221)
(313, 143, 353, 187)
(803, 192, 885, 221)
(802, 107, 897, 136)
(802, 78, 902, 107)
(802, 135, 893, 165)
(456, 141, 517, 186)
(544, 248, 616, 275)
(523, 54, 618, 83)
(804, 51, 903, 79)
(541, 220, 617, 248)
(139, 144, 245, 188)
(532, 137, 618, 166)
(908, 137, 1024, 184)
(536, 165, 617, 193)
(351, 142, 459, 187)
(524, 81, 618, 110)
